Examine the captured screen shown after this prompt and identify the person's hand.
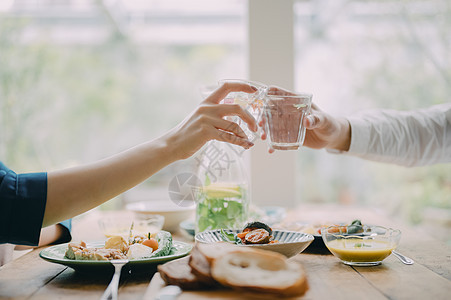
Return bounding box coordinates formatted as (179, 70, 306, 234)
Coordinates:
(259, 86, 350, 153)
(164, 82, 259, 159)
(302, 103, 350, 151)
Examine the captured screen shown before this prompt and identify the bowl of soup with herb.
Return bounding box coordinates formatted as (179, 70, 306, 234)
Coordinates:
(321, 225, 401, 266)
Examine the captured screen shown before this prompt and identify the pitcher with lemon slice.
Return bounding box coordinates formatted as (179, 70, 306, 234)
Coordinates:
(195, 141, 249, 233)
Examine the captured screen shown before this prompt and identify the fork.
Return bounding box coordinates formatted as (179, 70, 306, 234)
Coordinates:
(100, 259, 129, 300)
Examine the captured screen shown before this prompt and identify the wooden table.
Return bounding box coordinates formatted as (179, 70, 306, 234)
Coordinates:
(1, 205, 450, 300)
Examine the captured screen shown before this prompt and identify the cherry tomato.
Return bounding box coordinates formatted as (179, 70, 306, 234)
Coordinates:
(142, 238, 159, 251)
(237, 232, 247, 239)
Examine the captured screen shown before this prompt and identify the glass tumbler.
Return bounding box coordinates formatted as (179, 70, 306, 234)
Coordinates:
(264, 91, 312, 150)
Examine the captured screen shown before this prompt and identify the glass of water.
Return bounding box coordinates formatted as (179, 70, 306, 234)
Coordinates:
(263, 90, 312, 150)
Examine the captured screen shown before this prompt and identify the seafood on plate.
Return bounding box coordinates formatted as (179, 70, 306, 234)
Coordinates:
(64, 231, 173, 261)
(220, 221, 278, 245)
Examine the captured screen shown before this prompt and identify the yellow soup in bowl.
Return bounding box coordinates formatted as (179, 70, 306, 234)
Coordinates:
(326, 238, 395, 263)
(322, 225, 401, 266)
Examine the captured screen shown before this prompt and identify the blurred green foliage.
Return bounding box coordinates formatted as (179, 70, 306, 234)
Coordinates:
(296, 0, 451, 227)
(1, 1, 449, 228)
(0, 18, 242, 173)
(352, 0, 451, 223)
(0, 14, 244, 209)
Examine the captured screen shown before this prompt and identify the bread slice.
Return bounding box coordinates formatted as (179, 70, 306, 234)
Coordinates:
(158, 256, 215, 290)
(193, 242, 245, 263)
(188, 245, 215, 283)
(188, 243, 235, 285)
(211, 249, 309, 297)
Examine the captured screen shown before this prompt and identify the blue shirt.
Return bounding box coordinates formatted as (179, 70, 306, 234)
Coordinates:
(0, 162, 71, 246)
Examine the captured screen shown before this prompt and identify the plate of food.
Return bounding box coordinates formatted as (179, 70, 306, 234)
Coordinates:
(195, 221, 314, 258)
(40, 231, 192, 273)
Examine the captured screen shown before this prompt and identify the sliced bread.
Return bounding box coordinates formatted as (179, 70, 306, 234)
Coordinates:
(211, 249, 309, 297)
(158, 256, 214, 290)
(194, 242, 246, 263)
(188, 244, 218, 285)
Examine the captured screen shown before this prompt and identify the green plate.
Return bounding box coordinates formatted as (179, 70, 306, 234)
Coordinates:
(39, 241, 192, 273)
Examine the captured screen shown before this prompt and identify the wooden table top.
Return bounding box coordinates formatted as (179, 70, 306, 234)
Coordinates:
(1, 205, 450, 300)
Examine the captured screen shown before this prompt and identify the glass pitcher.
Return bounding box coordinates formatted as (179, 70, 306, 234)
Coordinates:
(194, 140, 249, 233)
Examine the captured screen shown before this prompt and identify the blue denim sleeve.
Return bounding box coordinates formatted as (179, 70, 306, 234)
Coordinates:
(59, 219, 72, 232)
(57, 219, 72, 243)
(0, 162, 47, 246)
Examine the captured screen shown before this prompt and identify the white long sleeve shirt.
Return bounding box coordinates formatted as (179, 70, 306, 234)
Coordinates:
(344, 103, 451, 167)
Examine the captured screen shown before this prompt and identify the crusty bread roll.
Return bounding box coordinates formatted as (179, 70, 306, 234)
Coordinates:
(211, 249, 309, 297)
(158, 256, 215, 290)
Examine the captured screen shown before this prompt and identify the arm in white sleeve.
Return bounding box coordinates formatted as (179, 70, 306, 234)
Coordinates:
(345, 103, 451, 167)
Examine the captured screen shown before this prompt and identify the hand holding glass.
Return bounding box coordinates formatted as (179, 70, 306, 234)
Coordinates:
(263, 91, 313, 150)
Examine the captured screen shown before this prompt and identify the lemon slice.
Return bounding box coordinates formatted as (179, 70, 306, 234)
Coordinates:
(203, 183, 242, 198)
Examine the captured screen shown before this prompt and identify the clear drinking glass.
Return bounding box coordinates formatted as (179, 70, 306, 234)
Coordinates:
(264, 91, 312, 150)
(217, 79, 268, 140)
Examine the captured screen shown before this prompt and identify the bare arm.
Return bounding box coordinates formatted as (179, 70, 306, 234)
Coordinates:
(43, 82, 258, 227)
(45, 138, 175, 226)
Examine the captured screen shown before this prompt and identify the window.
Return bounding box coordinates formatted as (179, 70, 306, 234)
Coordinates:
(2, 0, 449, 235)
(294, 0, 451, 225)
(0, 0, 247, 207)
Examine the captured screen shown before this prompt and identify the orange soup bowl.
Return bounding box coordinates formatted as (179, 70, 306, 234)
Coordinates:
(321, 225, 401, 266)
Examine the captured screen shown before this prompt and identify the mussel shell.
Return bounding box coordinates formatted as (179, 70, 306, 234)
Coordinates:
(243, 221, 272, 236)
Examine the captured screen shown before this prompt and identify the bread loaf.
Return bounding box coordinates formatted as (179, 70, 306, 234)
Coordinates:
(211, 249, 309, 297)
(158, 242, 309, 297)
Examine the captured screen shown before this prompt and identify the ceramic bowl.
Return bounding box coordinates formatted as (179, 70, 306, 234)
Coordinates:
(321, 225, 401, 266)
(126, 200, 195, 233)
(180, 220, 195, 237)
(98, 214, 164, 238)
(195, 229, 314, 258)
